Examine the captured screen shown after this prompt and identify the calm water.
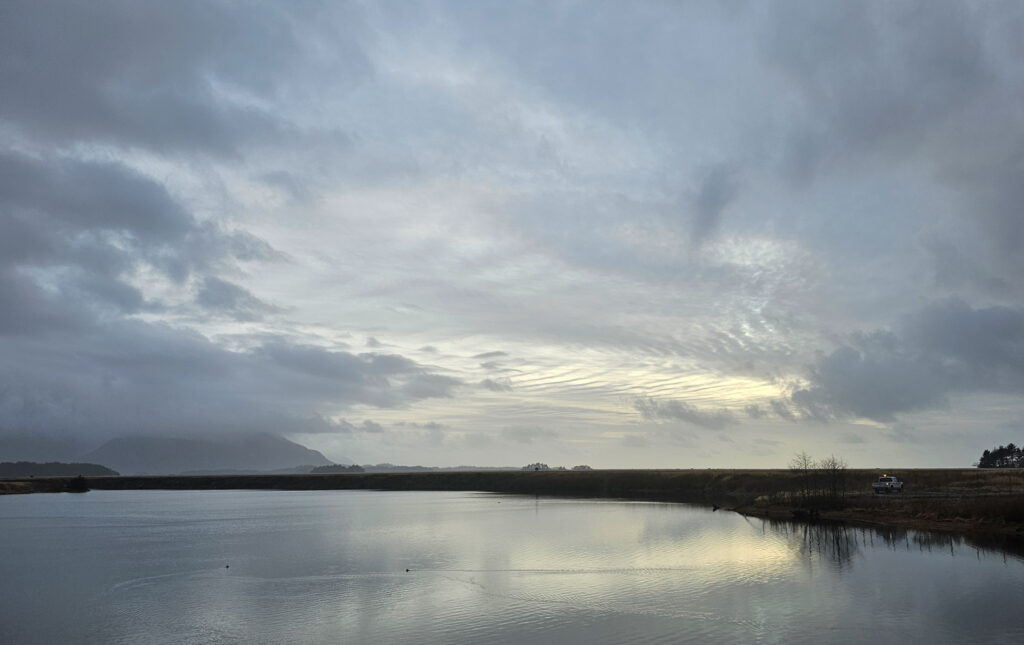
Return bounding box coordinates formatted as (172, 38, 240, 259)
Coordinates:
(2, 490, 1023, 644)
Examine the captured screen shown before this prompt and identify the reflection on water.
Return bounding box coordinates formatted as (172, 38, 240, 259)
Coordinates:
(763, 517, 1024, 570)
(758, 519, 861, 570)
(2, 490, 1023, 644)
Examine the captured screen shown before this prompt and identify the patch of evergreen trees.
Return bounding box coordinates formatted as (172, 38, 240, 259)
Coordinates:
(976, 443, 1023, 468)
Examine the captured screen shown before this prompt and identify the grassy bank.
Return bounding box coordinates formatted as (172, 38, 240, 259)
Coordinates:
(3, 468, 1023, 537)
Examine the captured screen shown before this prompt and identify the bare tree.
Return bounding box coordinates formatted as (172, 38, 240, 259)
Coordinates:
(819, 454, 848, 502)
(789, 451, 815, 505)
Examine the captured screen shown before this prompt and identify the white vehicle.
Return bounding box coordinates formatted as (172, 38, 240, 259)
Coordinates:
(872, 475, 904, 494)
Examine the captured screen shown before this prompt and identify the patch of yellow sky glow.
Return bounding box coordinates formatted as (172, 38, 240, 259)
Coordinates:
(320, 332, 795, 432)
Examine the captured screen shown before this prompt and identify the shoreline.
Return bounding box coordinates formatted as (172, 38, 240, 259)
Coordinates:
(3, 468, 1023, 540)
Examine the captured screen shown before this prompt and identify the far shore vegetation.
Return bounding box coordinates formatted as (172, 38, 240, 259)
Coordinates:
(976, 443, 1024, 469)
(2, 465, 1022, 540)
(0, 461, 119, 477)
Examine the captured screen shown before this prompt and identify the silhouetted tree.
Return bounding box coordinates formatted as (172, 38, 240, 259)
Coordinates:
(977, 443, 1023, 468)
(789, 452, 848, 509)
(789, 451, 814, 504)
(819, 454, 848, 501)
(522, 462, 551, 471)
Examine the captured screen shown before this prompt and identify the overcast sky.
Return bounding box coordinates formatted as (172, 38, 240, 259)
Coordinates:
(2, 0, 1023, 468)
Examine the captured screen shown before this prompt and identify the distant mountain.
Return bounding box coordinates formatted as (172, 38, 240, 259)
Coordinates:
(0, 461, 119, 477)
(80, 434, 333, 475)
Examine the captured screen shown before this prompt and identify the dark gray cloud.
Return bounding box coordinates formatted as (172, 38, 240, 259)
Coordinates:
(480, 378, 513, 392)
(791, 336, 950, 422)
(196, 277, 281, 321)
(399, 374, 462, 401)
(790, 298, 1024, 422)
(689, 163, 739, 244)
(634, 397, 735, 430)
(0, 324, 461, 445)
(0, 152, 188, 240)
(0, 269, 86, 334)
(908, 298, 1024, 388)
(763, 1, 990, 177)
(743, 404, 766, 419)
(473, 351, 508, 359)
(769, 399, 798, 422)
(0, 143, 286, 430)
(762, 0, 1024, 292)
(0, 150, 276, 290)
(0, 0, 370, 155)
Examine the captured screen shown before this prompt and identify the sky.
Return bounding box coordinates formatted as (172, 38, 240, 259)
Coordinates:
(2, 0, 1024, 469)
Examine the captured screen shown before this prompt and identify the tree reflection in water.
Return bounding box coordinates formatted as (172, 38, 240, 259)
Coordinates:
(762, 519, 860, 570)
(758, 517, 1024, 571)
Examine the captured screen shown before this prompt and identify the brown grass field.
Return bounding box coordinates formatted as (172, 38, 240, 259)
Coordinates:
(3, 468, 1023, 538)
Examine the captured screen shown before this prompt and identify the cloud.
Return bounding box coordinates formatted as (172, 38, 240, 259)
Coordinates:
(480, 378, 513, 392)
(329, 419, 386, 434)
(769, 399, 798, 422)
(908, 298, 1024, 389)
(473, 351, 508, 359)
(0, 324, 461, 443)
(399, 373, 461, 401)
(0, 149, 280, 333)
(3, 2, 1024, 469)
(196, 277, 281, 321)
(253, 343, 461, 408)
(501, 426, 557, 444)
(744, 404, 766, 419)
(760, 1, 1024, 293)
(620, 434, 648, 449)
(790, 298, 1024, 422)
(762, 1, 990, 175)
(0, 0, 371, 155)
(689, 163, 739, 244)
(634, 397, 735, 430)
(0, 152, 190, 242)
(791, 339, 950, 422)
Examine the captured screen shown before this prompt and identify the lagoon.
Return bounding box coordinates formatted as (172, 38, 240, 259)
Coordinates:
(2, 490, 1023, 644)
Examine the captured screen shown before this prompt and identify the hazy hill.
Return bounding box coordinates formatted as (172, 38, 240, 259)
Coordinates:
(80, 434, 333, 475)
(0, 461, 119, 477)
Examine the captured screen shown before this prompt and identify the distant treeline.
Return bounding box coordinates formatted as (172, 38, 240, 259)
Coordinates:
(521, 463, 592, 471)
(977, 443, 1023, 468)
(0, 462, 119, 477)
(311, 464, 365, 474)
(314, 463, 520, 473)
